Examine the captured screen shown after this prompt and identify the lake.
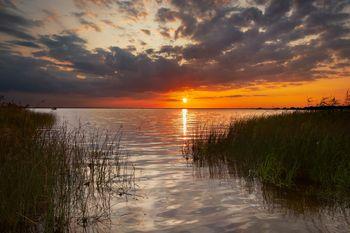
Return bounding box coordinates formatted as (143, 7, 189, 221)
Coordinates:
(35, 108, 350, 233)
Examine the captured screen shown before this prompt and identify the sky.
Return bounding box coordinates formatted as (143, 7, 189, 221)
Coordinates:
(0, 0, 349, 108)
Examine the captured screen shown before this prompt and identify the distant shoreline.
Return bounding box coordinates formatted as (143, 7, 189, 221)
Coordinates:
(30, 106, 350, 110)
(31, 107, 290, 110)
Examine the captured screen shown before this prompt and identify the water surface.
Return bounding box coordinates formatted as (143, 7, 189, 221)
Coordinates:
(36, 108, 350, 233)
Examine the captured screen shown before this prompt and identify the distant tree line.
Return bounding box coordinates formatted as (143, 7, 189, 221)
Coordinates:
(299, 90, 350, 111)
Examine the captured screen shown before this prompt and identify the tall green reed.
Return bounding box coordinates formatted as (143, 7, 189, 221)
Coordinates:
(184, 110, 350, 198)
(0, 103, 135, 232)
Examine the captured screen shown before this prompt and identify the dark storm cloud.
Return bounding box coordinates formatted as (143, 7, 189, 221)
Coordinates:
(0, 7, 41, 40)
(1, 0, 350, 102)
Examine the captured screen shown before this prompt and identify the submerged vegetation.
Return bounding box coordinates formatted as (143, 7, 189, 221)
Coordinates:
(0, 100, 135, 232)
(185, 105, 350, 201)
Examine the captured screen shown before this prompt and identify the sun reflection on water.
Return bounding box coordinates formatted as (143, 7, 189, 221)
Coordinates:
(182, 109, 187, 137)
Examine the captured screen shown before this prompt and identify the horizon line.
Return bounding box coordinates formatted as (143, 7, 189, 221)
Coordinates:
(30, 106, 297, 110)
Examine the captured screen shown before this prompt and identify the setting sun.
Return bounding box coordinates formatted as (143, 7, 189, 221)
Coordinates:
(182, 97, 188, 104)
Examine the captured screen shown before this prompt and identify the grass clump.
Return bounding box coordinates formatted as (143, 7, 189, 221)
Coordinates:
(185, 110, 350, 196)
(0, 101, 134, 232)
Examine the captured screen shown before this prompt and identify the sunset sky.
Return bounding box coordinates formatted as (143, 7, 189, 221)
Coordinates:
(0, 0, 349, 108)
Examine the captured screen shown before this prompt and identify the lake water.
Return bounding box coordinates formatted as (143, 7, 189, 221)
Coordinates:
(35, 108, 350, 233)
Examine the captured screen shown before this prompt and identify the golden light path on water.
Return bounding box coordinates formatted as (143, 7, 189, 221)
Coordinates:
(182, 109, 187, 137)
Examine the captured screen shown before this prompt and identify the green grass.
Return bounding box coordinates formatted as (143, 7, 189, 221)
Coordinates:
(185, 110, 350, 198)
(0, 103, 134, 232)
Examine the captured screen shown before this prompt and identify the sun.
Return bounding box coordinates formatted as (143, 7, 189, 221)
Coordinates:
(182, 97, 188, 104)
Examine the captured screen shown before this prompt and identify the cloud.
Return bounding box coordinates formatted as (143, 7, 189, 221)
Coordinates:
(116, 0, 147, 19)
(73, 0, 147, 20)
(79, 18, 101, 31)
(265, 0, 292, 21)
(0, 50, 75, 93)
(0, 0, 17, 9)
(156, 7, 178, 22)
(73, 11, 102, 32)
(141, 29, 151, 35)
(0, 7, 41, 40)
(159, 27, 171, 38)
(6, 32, 188, 97)
(193, 94, 268, 100)
(158, 0, 350, 82)
(0, 0, 349, 105)
(101, 19, 120, 29)
(73, 0, 114, 8)
(6, 40, 41, 48)
(42, 9, 64, 27)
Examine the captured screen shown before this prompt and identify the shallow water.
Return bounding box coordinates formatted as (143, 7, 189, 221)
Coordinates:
(35, 108, 350, 233)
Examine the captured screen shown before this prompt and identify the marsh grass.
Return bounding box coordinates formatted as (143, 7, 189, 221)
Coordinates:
(0, 102, 135, 232)
(184, 110, 350, 201)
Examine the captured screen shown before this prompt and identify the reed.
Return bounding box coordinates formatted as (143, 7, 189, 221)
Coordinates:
(185, 110, 350, 198)
(0, 102, 134, 232)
